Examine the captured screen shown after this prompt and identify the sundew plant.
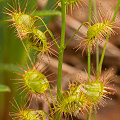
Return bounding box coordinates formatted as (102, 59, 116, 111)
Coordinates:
(1, 0, 120, 120)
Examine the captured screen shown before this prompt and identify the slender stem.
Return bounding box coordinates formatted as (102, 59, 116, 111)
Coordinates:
(44, 92, 54, 119)
(57, 0, 66, 101)
(88, 0, 92, 24)
(87, 0, 92, 82)
(87, 0, 92, 119)
(96, 0, 120, 78)
(93, 0, 97, 23)
(88, 46, 91, 80)
(93, 0, 98, 119)
(19, 36, 34, 67)
(56, 0, 66, 119)
(87, 109, 92, 120)
(42, 111, 52, 120)
(96, 41, 99, 72)
(111, 0, 120, 22)
(93, 0, 99, 71)
(48, 84, 56, 108)
(64, 22, 90, 48)
(96, 34, 109, 78)
(35, 16, 60, 50)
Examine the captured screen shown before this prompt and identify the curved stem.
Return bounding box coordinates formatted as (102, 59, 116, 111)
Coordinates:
(34, 16, 60, 50)
(96, 34, 109, 78)
(96, 0, 120, 78)
(64, 22, 90, 48)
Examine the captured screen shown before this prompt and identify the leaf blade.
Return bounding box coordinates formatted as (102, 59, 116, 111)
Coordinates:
(0, 84, 10, 92)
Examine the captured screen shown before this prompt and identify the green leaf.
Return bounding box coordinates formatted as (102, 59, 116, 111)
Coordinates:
(0, 84, 10, 92)
(0, 64, 24, 72)
(32, 10, 61, 16)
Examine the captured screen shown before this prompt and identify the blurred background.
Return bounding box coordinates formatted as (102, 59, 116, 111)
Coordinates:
(0, 0, 120, 120)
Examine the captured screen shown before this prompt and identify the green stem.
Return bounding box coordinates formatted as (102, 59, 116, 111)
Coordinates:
(56, 0, 66, 119)
(19, 36, 34, 67)
(87, 109, 92, 120)
(64, 22, 90, 48)
(93, 0, 99, 72)
(48, 84, 56, 108)
(57, 0, 66, 102)
(34, 16, 60, 50)
(87, 0, 92, 119)
(87, 0, 92, 82)
(96, 0, 120, 78)
(88, 0, 92, 24)
(93, 0, 98, 119)
(96, 41, 99, 72)
(42, 111, 52, 120)
(88, 46, 91, 81)
(44, 92, 54, 119)
(111, 0, 120, 22)
(93, 0, 97, 23)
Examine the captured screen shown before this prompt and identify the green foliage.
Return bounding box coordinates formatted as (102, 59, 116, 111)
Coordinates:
(0, 63, 23, 72)
(0, 84, 10, 92)
(32, 10, 61, 16)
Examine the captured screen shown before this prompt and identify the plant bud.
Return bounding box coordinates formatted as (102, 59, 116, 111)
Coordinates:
(20, 109, 45, 120)
(23, 70, 49, 94)
(27, 29, 48, 52)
